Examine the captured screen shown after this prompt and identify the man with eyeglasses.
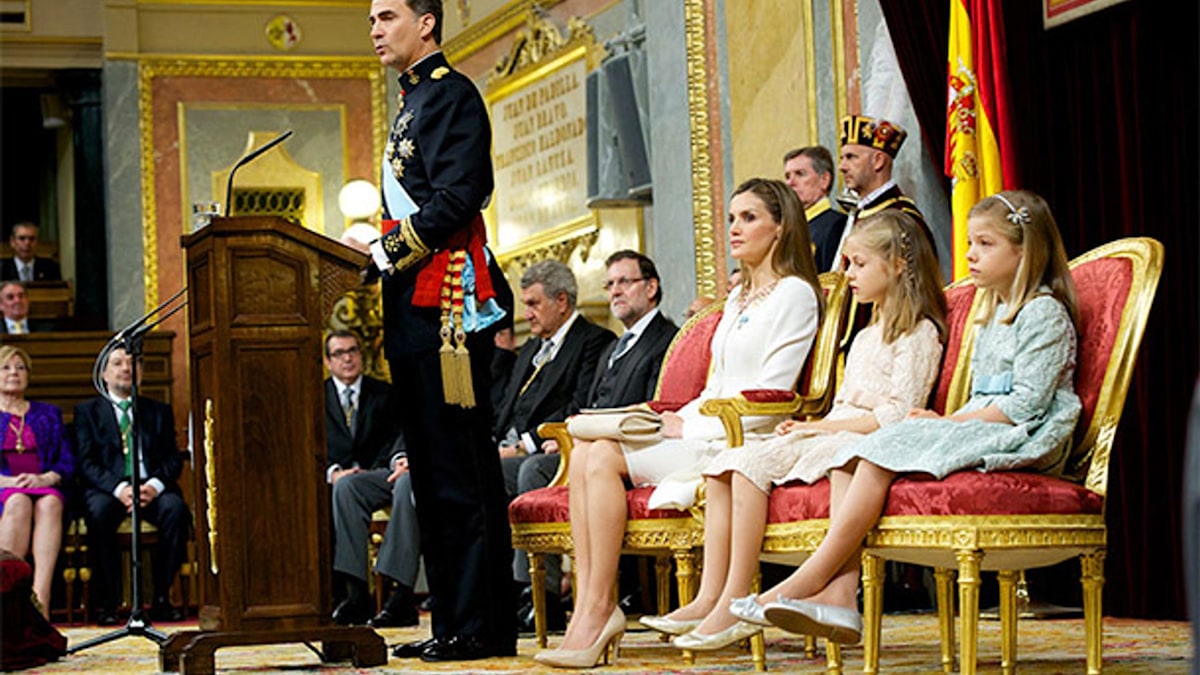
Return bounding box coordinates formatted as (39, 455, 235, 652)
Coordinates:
(322, 330, 419, 628)
(508, 251, 678, 632)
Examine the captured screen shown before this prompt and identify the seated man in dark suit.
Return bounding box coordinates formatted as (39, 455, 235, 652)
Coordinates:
(512, 250, 679, 630)
(495, 260, 615, 628)
(323, 330, 419, 628)
(76, 346, 191, 625)
(1, 222, 61, 282)
(0, 282, 51, 334)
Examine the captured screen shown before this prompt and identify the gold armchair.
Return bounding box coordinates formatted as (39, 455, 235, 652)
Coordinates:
(857, 237, 1162, 674)
(738, 239, 1160, 673)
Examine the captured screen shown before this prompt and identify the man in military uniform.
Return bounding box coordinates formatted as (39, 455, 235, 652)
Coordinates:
(831, 114, 937, 268)
(365, 0, 515, 661)
(783, 146, 848, 272)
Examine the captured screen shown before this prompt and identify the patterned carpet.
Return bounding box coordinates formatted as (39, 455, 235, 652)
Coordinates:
(23, 614, 1193, 674)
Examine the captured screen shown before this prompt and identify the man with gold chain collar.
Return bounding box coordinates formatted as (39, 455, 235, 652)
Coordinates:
(830, 114, 937, 269)
(784, 146, 849, 272)
(364, 0, 515, 663)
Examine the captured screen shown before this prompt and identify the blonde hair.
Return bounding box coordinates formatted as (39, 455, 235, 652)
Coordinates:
(969, 190, 1078, 327)
(0, 345, 32, 375)
(847, 211, 947, 343)
(731, 178, 825, 317)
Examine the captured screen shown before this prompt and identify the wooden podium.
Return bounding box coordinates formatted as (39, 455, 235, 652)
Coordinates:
(160, 216, 386, 673)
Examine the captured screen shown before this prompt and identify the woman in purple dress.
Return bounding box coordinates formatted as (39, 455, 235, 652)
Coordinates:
(0, 345, 73, 619)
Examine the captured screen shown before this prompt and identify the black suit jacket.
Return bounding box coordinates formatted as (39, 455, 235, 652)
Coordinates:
(75, 395, 183, 496)
(0, 257, 61, 282)
(587, 311, 679, 408)
(808, 206, 848, 272)
(494, 316, 615, 447)
(325, 375, 404, 471)
(0, 318, 54, 334)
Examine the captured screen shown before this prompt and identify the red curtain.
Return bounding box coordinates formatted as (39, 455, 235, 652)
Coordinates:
(880, 0, 1197, 620)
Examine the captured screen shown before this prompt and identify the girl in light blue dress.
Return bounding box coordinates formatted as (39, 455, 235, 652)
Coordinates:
(730, 190, 1082, 645)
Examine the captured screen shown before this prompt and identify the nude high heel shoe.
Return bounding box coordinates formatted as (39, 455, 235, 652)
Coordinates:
(534, 605, 626, 669)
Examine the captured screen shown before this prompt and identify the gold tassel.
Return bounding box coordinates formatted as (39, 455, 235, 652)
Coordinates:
(439, 320, 459, 404)
(453, 324, 475, 408)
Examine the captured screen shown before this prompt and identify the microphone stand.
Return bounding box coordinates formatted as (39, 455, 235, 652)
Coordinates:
(224, 130, 293, 217)
(69, 290, 188, 654)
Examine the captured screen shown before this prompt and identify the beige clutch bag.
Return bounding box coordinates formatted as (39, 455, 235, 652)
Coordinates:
(567, 405, 663, 444)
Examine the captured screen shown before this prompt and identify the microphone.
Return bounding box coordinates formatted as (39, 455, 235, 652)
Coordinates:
(223, 130, 294, 217)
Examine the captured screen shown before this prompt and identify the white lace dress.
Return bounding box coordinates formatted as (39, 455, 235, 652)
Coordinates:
(703, 319, 943, 490)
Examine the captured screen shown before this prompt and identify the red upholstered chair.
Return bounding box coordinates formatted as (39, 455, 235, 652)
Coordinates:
(509, 300, 724, 647)
(859, 237, 1161, 675)
(750, 238, 1160, 674)
(751, 277, 980, 673)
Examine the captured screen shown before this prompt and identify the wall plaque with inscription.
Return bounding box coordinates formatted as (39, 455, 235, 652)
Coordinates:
(485, 16, 604, 266)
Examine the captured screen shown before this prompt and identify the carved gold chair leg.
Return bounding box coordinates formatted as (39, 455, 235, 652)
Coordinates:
(805, 635, 817, 658)
(997, 569, 1019, 675)
(674, 549, 698, 665)
(861, 552, 885, 674)
(824, 640, 843, 674)
(1081, 550, 1106, 675)
(934, 566, 957, 673)
(655, 555, 672, 616)
(746, 573, 767, 671)
(529, 551, 548, 648)
(955, 550, 984, 675)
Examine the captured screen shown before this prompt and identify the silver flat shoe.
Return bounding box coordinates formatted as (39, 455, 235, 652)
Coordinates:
(728, 593, 770, 626)
(639, 614, 701, 636)
(763, 597, 862, 644)
(671, 620, 763, 651)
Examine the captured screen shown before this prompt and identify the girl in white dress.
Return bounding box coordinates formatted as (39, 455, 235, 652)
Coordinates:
(534, 179, 823, 669)
(734, 190, 1081, 645)
(643, 212, 946, 651)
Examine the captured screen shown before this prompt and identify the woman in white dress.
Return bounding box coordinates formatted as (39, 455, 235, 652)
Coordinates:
(534, 178, 823, 668)
(644, 212, 947, 650)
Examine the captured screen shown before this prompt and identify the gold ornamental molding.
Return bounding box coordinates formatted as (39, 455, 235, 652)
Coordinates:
(443, 0, 567, 64)
(801, 0, 819, 143)
(498, 215, 600, 272)
(202, 398, 218, 574)
(485, 13, 602, 92)
(683, 0, 721, 301)
(136, 56, 386, 311)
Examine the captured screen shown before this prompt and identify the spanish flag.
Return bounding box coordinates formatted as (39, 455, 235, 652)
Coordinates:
(946, 0, 1018, 280)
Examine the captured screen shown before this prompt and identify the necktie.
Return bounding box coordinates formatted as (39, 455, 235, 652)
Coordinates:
(608, 332, 635, 368)
(9, 321, 23, 335)
(342, 387, 356, 434)
(519, 339, 555, 396)
(19, 263, 31, 282)
(532, 339, 554, 368)
(118, 400, 134, 478)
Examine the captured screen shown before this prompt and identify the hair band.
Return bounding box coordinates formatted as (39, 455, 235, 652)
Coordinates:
(993, 193, 1031, 226)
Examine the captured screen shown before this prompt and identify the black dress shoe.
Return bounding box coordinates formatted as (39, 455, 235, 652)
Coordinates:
(368, 605, 419, 628)
(149, 599, 184, 622)
(332, 596, 370, 626)
(392, 636, 441, 658)
(517, 592, 566, 635)
(419, 634, 514, 662)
